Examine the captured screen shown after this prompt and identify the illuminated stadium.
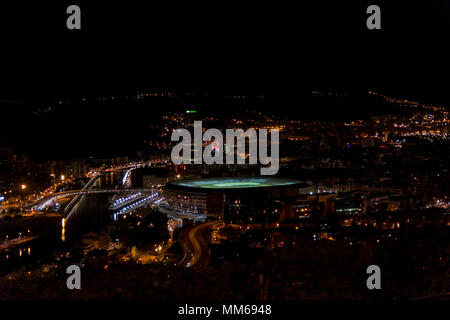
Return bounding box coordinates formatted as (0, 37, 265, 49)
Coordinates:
(162, 177, 308, 222)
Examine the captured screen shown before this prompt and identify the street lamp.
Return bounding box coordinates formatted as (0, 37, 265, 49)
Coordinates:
(21, 184, 26, 190)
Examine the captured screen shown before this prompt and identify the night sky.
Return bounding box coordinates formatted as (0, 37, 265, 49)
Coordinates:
(0, 1, 436, 100)
(0, 1, 447, 160)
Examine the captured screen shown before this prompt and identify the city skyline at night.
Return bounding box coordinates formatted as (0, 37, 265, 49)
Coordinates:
(0, 1, 448, 316)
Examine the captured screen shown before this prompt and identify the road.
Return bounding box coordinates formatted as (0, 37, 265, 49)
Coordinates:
(178, 220, 221, 268)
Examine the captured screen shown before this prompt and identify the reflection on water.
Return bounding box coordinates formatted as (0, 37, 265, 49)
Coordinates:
(0, 235, 57, 277)
(0, 170, 178, 276)
(61, 218, 66, 242)
(65, 193, 111, 241)
(93, 171, 123, 189)
(0, 172, 120, 275)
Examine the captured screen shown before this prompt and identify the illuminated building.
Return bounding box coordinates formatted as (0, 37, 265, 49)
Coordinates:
(162, 177, 308, 222)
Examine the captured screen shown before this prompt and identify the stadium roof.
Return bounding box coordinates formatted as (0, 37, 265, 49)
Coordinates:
(165, 177, 306, 191)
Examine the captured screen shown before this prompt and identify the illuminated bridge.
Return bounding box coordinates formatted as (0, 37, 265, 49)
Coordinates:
(29, 188, 156, 211)
(25, 160, 168, 215)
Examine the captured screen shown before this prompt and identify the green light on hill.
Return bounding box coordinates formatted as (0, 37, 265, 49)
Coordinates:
(186, 110, 197, 114)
